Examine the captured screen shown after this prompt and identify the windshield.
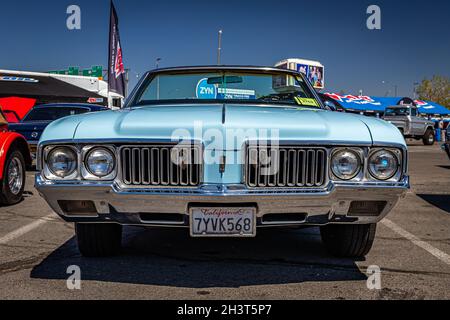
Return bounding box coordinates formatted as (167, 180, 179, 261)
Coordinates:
(132, 71, 322, 108)
(385, 108, 410, 116)
(24, 107, 89, 121)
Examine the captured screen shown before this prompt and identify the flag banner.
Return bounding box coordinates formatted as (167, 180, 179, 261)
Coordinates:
(108, 1, 125, 97)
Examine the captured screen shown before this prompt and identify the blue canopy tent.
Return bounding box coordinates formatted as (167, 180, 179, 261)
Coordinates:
(322, 94, 406, 115)
(323, 93, 450, 116)
(415, 100, 450, 116)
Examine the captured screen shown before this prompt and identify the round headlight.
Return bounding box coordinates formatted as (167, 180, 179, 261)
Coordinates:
(369, 150, 399, 180)
(86, 148, 115, 177)
(47, 147, 77, 178)
(331, 150, 361, 180)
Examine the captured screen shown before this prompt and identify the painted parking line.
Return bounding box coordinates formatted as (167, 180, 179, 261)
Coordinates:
(382, 219, 450, 266)
(0, 214, 56, 245)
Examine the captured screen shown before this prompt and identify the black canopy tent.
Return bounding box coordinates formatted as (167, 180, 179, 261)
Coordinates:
(0, 73, 106, 106)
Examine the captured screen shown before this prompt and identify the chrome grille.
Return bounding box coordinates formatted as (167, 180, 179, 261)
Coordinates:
(120, 145, 201, 187)
(245, 146, 327, 188)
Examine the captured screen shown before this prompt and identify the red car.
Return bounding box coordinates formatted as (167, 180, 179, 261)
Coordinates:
(0, 107, 32, 205)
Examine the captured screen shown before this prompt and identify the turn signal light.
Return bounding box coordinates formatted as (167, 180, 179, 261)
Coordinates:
(58, 200, 98, 216)
(347, 201, 387, 217)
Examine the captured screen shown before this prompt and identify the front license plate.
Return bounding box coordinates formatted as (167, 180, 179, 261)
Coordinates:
(190, 207, 256, 237)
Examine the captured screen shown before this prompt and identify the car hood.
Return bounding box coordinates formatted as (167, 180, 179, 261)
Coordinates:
(40, 104, 406, 147)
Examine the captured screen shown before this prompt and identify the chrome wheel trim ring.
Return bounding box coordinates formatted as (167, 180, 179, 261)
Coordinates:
(7, 157, 23, 195)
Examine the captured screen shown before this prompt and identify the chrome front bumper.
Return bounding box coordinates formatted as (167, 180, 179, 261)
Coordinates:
(35, 174, 409, 227)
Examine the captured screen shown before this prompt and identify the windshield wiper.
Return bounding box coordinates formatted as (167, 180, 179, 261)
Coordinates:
(257, 95, 282, 102)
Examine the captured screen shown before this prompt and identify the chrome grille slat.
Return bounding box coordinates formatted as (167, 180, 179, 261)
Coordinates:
(246, 146, 327, 188)
(306, 150, 315, 187)
(122, 148, 130, 184)
(151, 148, 160, 185)
(287, 149, 297, 186)
(132, 148, 141, 184)
(120, 145, 201, 187)
(278, 149, 287, 187)
(190, 148, 199, 185)
(247, 149, 257, 187)
(160, 148, 169, 185)
(298, 150, 306, 186)
(141, 148, 150, 185)
(316, 149, 325, 186)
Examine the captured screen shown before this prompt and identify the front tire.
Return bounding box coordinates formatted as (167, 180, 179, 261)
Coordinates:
(320, 224, 377, 258)
(75, 223, 122, 257)
(0, 149, 26, 205)
(423, 129, 435, 145)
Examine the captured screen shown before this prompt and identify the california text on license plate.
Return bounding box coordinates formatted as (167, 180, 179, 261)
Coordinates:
(190, 207, 256, 237)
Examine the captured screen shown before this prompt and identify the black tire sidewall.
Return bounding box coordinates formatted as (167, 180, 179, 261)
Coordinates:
(320, 223, 377, 258)
(75, 223, 122, 257)
(423, 129, 435, 145)
(0, 149, 26, 205)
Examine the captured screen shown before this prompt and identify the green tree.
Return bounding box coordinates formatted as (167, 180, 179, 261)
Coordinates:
(416, 75, 450, 109)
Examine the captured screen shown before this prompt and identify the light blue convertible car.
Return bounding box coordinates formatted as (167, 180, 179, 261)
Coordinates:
(36, 66, 409, 257)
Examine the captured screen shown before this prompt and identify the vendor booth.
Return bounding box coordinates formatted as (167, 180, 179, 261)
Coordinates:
(0, 71, 108, 122)
(414, 100, 450, 116)
(323, 93, 450, 117)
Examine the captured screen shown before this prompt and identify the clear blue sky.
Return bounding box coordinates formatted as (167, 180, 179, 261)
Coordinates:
(0, 0, 449, 97)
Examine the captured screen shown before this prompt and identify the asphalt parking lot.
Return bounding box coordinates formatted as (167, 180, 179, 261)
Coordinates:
(0, 141, 449, 300)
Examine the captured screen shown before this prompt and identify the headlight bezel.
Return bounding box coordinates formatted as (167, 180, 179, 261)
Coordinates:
(330, 148, 364, 181)
(330, 146, 404, 183)
(43, 146, 79, 180)
(81, 145, 117, 181)
(41, 144, 118, 181)
(368, 148, 402, 181)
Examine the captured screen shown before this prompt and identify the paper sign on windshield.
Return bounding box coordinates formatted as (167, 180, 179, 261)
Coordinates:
(294, 97, 320, 107)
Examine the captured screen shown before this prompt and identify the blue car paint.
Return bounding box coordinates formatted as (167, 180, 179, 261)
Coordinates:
(40, 104, 406, 184)
(8, 121, 48, 142)
(10, 104, 108, 145)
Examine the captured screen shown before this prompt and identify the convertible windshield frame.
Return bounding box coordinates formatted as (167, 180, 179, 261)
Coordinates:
(126, 66, 327, 110)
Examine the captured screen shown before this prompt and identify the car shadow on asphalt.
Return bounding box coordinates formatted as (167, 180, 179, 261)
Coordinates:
(417, 194, 450, 214)
(0, 191, 35, 208)
(30, 227, 367, 288)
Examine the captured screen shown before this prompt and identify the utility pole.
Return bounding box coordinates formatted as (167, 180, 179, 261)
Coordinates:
(124, 68, 130, 98)
(413, 82, 419, 99)
(217, 30, 223, 65)
(382, 80, 398, 97)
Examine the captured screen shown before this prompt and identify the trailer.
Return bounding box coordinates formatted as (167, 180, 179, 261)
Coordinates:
(0, 70, 123, 114)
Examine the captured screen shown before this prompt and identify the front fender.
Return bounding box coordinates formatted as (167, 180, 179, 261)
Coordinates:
(0, 132, 31, 180)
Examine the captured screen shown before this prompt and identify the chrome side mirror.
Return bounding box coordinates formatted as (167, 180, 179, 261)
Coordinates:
(324, 100, 337, 111)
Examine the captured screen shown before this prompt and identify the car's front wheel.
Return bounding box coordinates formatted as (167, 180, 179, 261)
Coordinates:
(75, 223, 122, 257)
(320, 224, 377, 258)
(0, 149, 26, 206)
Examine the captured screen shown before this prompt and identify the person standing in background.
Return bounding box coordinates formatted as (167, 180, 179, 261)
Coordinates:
(438, 117, 445, 142)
